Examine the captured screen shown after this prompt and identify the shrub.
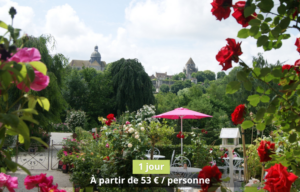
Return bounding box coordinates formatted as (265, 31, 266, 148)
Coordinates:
(65, 110, 87, 133)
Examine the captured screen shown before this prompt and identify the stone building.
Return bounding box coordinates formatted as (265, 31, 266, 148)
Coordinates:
(183, 58, 198, 79)
(150, 58, 198, 92)
(69, 46, 106, 71)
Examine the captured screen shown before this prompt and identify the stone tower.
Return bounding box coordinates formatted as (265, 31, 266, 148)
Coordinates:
(183, 58, 198, 79)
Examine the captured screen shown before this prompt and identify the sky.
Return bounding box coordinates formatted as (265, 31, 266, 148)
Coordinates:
(0, 0, 300, 76)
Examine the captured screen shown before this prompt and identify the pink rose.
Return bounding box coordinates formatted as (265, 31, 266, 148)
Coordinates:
(0, 173, 8, 187)
(24, 173, 47, 189)
(16, 69, 50, 92)
(125, 121, 130, 125)
(39, 176, 54, 192)
(63, 151, 68, 156)
(6, 175, 18, 192)
(105, 143, 109, 148)
(8, 48, 41, 63)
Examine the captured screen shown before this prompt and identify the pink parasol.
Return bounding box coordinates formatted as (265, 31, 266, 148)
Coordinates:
(152, 107, 212, 156)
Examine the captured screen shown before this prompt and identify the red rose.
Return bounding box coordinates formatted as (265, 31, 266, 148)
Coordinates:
(105, 120, 112, 126)
(216, 38, 242, 71)
(198, 165, 222, 192)
(103, 156, 110, 161)
(106, 113, 114, 120)
(211, 0, 232, 21)
(176, 134, 180, 138)
(180, 134, 185, 139)
(294, 59, 300, 75)
(257, 140, 275, 162)
(224, 153, 228, 158)
(205, 131, 208, 134)
(264, 163, 298, 192)
(232, 1, 257, 27)
(231, 104, 246, 125)
(295, 38, 300, 53)
(282, 64, 293, 72)
(201, 129, 205, 133)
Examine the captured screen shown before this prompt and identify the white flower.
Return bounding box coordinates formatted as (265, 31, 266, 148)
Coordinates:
(102, 126, 107, 130)
(128, 128, 135, 133)
(135, 135, 139, 139)
(140, 127, 145, 131)
(138, 123, 142, 126)
(135, 131, 138, 135)
(128, 143, 132, 148)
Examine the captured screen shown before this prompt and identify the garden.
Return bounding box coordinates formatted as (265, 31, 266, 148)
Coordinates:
(1, 0, 300, 192)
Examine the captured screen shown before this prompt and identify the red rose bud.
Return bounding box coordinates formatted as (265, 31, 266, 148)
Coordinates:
(231, 104, 246, 125)
(180, 134, 185, 139)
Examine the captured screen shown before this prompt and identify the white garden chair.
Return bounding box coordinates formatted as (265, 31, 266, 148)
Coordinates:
(170, 150, 175, 165)
(170, 155, 191, 178)
(147, 147, 160, 160)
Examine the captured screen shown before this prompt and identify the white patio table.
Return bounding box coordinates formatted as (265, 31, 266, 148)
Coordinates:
(170, 167, 202, 178)
(145, 154, 165, 159)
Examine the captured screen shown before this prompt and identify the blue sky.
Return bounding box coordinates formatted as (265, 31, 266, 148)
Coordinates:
(1, 0, 300, 76)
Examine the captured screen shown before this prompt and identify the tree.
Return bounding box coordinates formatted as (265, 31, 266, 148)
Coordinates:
(109, 58, 155, 114)
(172, 72, 186, 80)
(17, 35, 68, 130)
(217, 71, 226, 79)
(203, 70, 216, 81)
(192, 71, 206, 82)
(159, 84, 169, 93)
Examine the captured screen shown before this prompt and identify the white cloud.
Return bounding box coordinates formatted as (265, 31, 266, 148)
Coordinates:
(1, 0, 300, 77)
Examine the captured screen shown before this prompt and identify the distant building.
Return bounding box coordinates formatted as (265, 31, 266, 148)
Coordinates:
(150, 58, 198, 93)
(69, 46, 106, 71)
(183, 58, 198, 79)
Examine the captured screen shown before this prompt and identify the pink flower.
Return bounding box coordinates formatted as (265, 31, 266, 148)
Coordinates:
(0, 173, 8, 187)
(8, 48, 41, 63)
(24, 173, 47, 189)
(105, 143, 109, 148)
(39, 176, 53, 192)
(113, 117, 116, 122)
(125, 121, 130, 125)
(48, 185, 67, 192)
(63, 151, 68, 156)
(63, 138, 66, 140)
(6, 175, 18, 192)
(71, 139, 76, 141)
(16, 69, 50, 92)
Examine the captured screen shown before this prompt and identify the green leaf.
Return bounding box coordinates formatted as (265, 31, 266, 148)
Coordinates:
(261, 23, 270, 33)
(277, 4, 286, 15)
(0, 114, 19, 128)
(29, 61, 47, 75)
(226, 81, 241, 94)
(265, 17, 272, 22)
(254, 31, 262, 39)
(13, 108, 38, 115)
(257, 123, 266, 131)
(249, 26, 259, 36)
(249, 19, 261, 26)
(237, 71, 248, 81)
(253, 67, 261, 76)
(260, 68, 271, 77)
(282, 34, 290, 39)
(0, 21, 8, 29)
(37, 97, 50, 111)
(242, 120, 254, 129)
(221, 177, 230, 182)
(257, 35, 268, 47)
(289, 133, 297, 143)
(1, 71, 12, 89)
(261, 95, 270, 103)
(271, 26, 281, 38)
(263, 40, 273, 51)
(0, 128, 6, 149)
(279, 17, 290, 30)
(273, 40, 282, 49)
(258, 0, 274, 12)
(4, 159, 17, 172)
(237, 29, 250, 38)
(256, 86, 264, 93)
(247, 94, 261, 106)
(20, 116, 39, 125)
(265, 89, 271, 94)
(256, 108, 266, 121)
(244, 79, 252, 91)
(264, 73, 274, 82)
(257, 14, 264, 20)
(28, 96, 37, 109)
(271, 67, 283, 77)
(31, 136, 49, 148)
(18, 134, 24, 144)
(25, 64, 35, 82)
(244, 4, 256, 17)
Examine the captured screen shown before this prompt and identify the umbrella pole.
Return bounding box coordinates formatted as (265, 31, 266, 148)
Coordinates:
(181, 117, 183, 157)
